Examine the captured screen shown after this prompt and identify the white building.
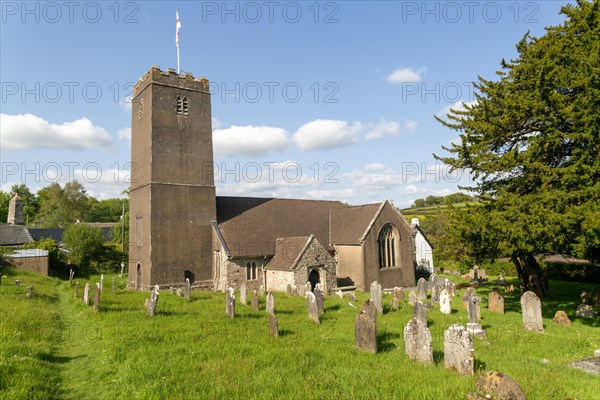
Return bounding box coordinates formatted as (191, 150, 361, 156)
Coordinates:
(411, 218, 434, 273)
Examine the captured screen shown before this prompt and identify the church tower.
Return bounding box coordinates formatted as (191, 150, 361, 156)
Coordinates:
(128, 66, 216, 290)
(7, 193, 24, 225)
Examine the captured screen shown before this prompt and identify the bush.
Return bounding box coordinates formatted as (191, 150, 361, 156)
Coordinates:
(542, 261, 600, 283)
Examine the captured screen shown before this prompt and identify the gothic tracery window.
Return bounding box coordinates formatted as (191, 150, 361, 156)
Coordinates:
(378, 224, 399, 269)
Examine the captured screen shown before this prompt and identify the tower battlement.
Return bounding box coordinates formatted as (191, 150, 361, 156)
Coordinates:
(133, 65, 210, 96)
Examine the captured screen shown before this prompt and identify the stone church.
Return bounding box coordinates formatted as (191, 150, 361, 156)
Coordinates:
(128, 66, 417, 293)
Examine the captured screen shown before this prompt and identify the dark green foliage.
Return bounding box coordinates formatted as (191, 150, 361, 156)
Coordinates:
(62, 224, 104, 270)
(36, 181, 89, 228)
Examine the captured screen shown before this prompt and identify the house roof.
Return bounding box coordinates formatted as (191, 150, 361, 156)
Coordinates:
(216, 196, 347, 258)
(330, 202, 383, 244)
(266, 236, 313, 271)
(0, 224, 34, 246)
(29, 226, 114, 243)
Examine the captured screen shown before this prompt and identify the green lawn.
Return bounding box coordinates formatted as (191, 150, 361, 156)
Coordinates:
(1, 268, 599, 399)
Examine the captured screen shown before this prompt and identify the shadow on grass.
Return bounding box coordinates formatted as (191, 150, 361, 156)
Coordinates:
(278, 329, 295, 338)
(433, 350, 444, 364)
(325, 304, 341, 312)
(377, 331, 400, 353)
(37, 352, 86, 364)
(474, 358, 487, 372)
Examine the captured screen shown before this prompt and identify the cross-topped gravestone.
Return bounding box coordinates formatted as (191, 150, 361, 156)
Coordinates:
(306, 292, 320, 324)
(147, 285, 159, 316)
(467, 296, 486, 338)
(83, 283, 90, 305)
(440, 289, 451, 315)
(370, 281, 383, 315)
(416, 278, 427, 301)
(404, 317, 433, 364)
(488, 289, 504, 314)
(521, 291, 543, 332)
(315, 283, 324, 315)
(251, 290, 259, 311)
(240, 282, 247, 305)
(266, 292, 275, 314)
(444, 324, 474, 375)
(462, 287, 474, 309)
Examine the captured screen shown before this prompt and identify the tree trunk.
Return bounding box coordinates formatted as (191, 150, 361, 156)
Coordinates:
(511, 253, 549, 297)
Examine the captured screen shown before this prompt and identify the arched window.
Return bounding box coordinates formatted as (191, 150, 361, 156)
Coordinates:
(182, 97, 189, 115)
(378, 224, 399, 268)
(176, 95, 183, 114)
(176, 95, 189, 116)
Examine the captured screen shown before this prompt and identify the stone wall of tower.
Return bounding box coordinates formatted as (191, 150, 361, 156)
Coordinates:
(128, 66, 216, 290)
(7, 194, 24, 225)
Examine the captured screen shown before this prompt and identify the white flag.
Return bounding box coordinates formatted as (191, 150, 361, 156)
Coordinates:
(176, 10, 181, 47)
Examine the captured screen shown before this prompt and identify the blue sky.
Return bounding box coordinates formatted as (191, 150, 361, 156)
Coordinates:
(1, 1, 569, 207)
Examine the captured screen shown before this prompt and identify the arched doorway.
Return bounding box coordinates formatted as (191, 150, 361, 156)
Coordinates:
(136, 263, 142, 290)
(308, 269, 320, 292)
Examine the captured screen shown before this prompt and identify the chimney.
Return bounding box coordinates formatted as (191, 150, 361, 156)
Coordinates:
(411, 218, 419, 228)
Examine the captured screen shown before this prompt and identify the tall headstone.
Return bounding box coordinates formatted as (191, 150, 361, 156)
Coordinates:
(355, 305, 377, 353)
(393, 287, 404, 302)
(225, 287, 235, 318)
(520, 291, 543, 332)
(147, 285, 159, 316)
(467, 296, 486, 338)
(391, 297, 399, 312)
(403, 317, 433, 364)
(184, 278, 191, 300)
(266, 292, 275, 314)
(240, 282, 247, 305)
(112, 276, 116, 293)
(431, 285, 440, 304)
(370, 281, 383, 315)
(488, 289, 504, 314)
(315, 283, 324, 315)
(416, 278, 427, 301)
(408, 290, 417, 306)
(251, 290, 259, 311)
(304, 281, 312, 294)
(83, 283, 90, 305)
(100, 274, 104, 292)
(440, 289, 451, 314)
(462, 287, 474, 309)
(306, 292, 320, 324)
(444, 324, 474, 376)
(269, 313, 279, 338)
(68, 269, 74, 287)
(428, 273, 436, 290)
(74, 282, 79, 299)
(361, 300, 378, 322)
(93, 283, 101, 313)
(413, 301, 427, 324)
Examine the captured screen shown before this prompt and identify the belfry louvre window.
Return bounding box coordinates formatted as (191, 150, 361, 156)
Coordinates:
(176, 95, 189, 116)
(378, 224, 398, 269)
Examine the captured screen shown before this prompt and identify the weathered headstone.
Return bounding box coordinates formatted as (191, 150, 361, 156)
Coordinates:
(251, 290, 259, 311)
(488, 289, 505, 314)
(428, 272, 436, 290)
(552, 310, 571, 326)
(93, 283, 100, 313)
(462, 287, 475, 309)
(225, 287, 235, 318)
(258, 285, 265, 296)
(15, 280, 20, 287)
(297, 283, 305, 297)
(315, 283, 324, 315)
(413, 301, 427, 324)
(112, 276, 116, 293)
(269, 313, 279, 338)
(416, 278, 427, 301)
(147, 285, 159, 316)
(240, 282, 247, 305)
(505, 284, 515, 295)
(336, 290, 343, 298)
(176, 288, 184, 297)
(408, 290, 417, 306)
(169, 286, 174, 294)
(471, 371, 527, 400)
(393, 287, 404, 302)
(444, 279, 456, 297)
(521, 291, 544, 332)
(467, 296, 486, 338)
(576, 304, 597, 319)
(286, 284, 293, 294)
(291, 285, 298, 295)
(74, 282, 79, 299)
(361, 299, 377, 322)
(83, 283, 90, 305)
(100, 274, 104, 291)
(370, 281, 383, 315)
(391, 297, 399, 312)
(266, 292, 275, 314)
(306, 292, 320, 324)
(444, 324, 474, 376)
(440, 289, 451, 315)
(403, 317, 433, 364)
(355, 307, 377, 353)
(184, 278, 191, 301)
(68, 269, 74, 287)
(26, 285, 33, 298)
(498, 275, 506, 285)
(478, 269, 487, 281)
(304, 281, 312, 294)
(431, 285, 440, 304)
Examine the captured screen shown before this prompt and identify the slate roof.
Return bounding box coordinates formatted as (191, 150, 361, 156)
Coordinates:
(266, 236, 312, 271)
(29, 226, 114, 242)
(330, 202, 383, 244)
(0, 224, 34, 246)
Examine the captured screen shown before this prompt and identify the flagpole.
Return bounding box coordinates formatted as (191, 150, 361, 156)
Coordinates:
(177, 44, 180, 74)
(176, 9, 181, 74)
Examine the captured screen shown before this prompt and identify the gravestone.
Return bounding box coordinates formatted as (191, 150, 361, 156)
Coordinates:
(74, 282, 79, 299)
(498, 275, 506, 285)
(444, 324, 474, 376)
(69, 269, 74, 287)
(431, 285, 440, 304)
(413, 301, 427, 324)
(269, 313, 279, 338)
(520, 291, 544, 332)
(462, 287, 475, 309)
(478, 269, 487, 281)
(552, 310, 571, 326)
(416, 278, 427, 301)
(370, 281, 383, 315)
(100, 274, 104, 291)
(112, 276, 116, 293)
(336, 290, 343, 298)
(467, 296, 486, 338)
(428, 273, 436, 290)
(184, 278, 191, 301)
(240, 282, 247, 305)
(444, 279, 456, 297)
(393, 287, 404, 302)
(225, 287, 235, 318)
(15, 280, 21, 287)
(391, 297, 399, 312)
(488, 289, 504, 314)
(304, 281, 312, 294)
(361, 300, 378, 322)
(258, 285, 265, 296)
(472, 371, 527, 400)
(505, 284, 515, 295)
(355, 305, 377, 353)
(306, 292, 320, 324)
(147, 285, 159, 316)
(93, 283, 100, 312)
(169, 286, 174, 294)
(349, 293, 356, 303)
(315, 284, 324, 315)
(287, 284, 293, 294)
(440, 289, 451, 315)
(26, 285, 33, 299)
(291, 285, 298, 295)
(298, 283, 305, 297)
(576, 304, 597, 319)
(403, 317, 433, 364)
(251, 290, 259, 311)
(176, 288, 184, 297)
(83, 283, 90, 305)
(266, 292, 275, 314)
(408, 291, 417, 306)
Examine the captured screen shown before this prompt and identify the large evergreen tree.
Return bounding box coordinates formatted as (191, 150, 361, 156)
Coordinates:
(435, 0, 600, 296)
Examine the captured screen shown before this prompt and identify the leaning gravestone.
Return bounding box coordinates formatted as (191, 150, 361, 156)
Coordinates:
(251, 290, 259, 311)
(408, 291, 417, 306)
(416, 278, 427, 301)
(370, 281, 383, 315)
(306, 292, 320, 324)
(488, 289, 505, 314)
(147, 285, 159, 316)
(266, 292, 275, 314)
(349, 293, 356, 303)
(184, 278, 191, 301)
(403, 317, 433, 364)
(521, 291, 544, 332)
(444, 324, 474, 376)
(355, 304, 377, 353)
(74, 282, 79, 299)
(225, 287, 235, 318)
(269, 313, 279, 338)
(83, 283, 90, 306)
(93, 283, 101, 313)
(413, 301, 427, 324)
(240, 282, 247, 305)
(440, 289, 451, 315)
(315, 284, 324, 315)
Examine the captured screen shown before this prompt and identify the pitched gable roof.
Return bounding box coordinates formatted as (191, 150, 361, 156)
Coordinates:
(0, 224, 34, 246)
(413, 225, 434, 249)
(330, 202, 383, 244)
(266, 236, 312, 271)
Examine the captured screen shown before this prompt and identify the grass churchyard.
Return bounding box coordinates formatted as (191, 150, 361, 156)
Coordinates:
(1, 268, 599, 399)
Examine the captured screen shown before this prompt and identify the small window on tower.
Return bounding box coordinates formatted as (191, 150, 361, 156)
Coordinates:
(138, 98, 144, 119)
(182, 97, 189, 115)
(176, 95, 183, 114)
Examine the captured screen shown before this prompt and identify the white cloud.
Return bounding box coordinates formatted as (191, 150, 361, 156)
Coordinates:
(120, 95, 133, 112)
(365, 119, 400, 140)
(387, 67, 425, 84)
(212, 117, 221, 130)
(117, 127, 131, 141)
(213, 125, 291, 158)
(294, 119, 361, 151)
(403, 120, 418, 133)
(0, 114, 114, 151)
(436, 100, 477, 118)
(364, 163, 387, 172)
